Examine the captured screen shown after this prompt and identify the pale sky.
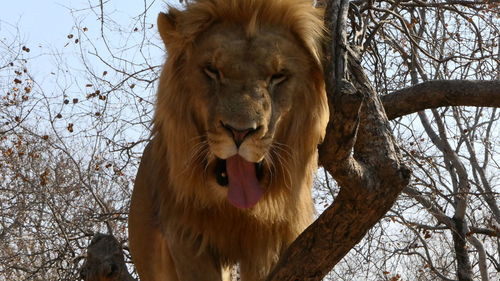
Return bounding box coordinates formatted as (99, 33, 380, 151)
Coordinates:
(1, 1, 74, 46)
(0, 1, 170, 47)
(0, 0, 173, 94)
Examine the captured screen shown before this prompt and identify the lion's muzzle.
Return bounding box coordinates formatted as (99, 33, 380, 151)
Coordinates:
(220, 121, 260, 147)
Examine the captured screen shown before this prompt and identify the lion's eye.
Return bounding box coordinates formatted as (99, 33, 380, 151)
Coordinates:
(269, 72, 287, 87)
(203, 65, 220, 80)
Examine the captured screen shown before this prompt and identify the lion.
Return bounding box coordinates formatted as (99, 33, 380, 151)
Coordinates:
(128, 0, 328, 280)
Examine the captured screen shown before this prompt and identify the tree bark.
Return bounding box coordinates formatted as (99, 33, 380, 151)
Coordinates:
(467, 236, 490, 281)
(382, 80, 500, 120)
(452, 217, 474, 281)
(266, 1, 412, 279)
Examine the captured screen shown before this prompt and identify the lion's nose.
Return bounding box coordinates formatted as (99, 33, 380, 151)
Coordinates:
(221, 122, 258, 147)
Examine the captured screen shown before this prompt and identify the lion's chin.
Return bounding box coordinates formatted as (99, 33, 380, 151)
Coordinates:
(214, 156, 265, 209)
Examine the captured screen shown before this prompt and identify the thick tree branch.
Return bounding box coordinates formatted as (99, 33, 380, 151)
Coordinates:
(266, 1, 411, 279)
(383, 80, 500, 120)
(467, 236, 490, 281)
(469, 227, 500, 237)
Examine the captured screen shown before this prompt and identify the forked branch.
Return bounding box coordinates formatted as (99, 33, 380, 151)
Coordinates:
(266, 0, 411, 279)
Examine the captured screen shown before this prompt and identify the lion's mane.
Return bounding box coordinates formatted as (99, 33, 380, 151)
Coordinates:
(144, 0, 328, 274)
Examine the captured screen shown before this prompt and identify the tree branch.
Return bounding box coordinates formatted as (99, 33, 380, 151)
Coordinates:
(266, 1, 411, 279)
(467, 236, 490, 281)
(383, 80, 500, 120)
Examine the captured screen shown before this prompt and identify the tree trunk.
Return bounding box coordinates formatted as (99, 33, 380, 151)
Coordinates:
(452, 217, 474, 281)
(266, 1, 411, 279)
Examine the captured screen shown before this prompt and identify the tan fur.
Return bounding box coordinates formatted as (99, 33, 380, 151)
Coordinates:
(128, 1, 328, 280)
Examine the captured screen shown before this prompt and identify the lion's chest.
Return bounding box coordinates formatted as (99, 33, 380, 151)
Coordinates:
(163, 202, 296, 263)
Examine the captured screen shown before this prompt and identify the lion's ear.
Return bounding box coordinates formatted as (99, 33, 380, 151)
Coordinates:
(157, 9, 181, 49)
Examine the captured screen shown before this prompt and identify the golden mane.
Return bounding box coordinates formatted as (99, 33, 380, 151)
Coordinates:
(152, 0, 327, 218)
(159, 0, 324, 65)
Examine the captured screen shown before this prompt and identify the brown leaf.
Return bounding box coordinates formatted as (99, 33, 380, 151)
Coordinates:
(4, 148, 13, 157)
(390, 274, 401, 281)
(40, 170, 49, 186)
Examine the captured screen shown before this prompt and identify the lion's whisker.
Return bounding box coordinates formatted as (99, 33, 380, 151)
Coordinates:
(270, 145, 293, 190)
(272, 142, 294, 159)
(178, 139, 209, 179)
(187, 134, 207, 144)
(264, 153, 276, 187)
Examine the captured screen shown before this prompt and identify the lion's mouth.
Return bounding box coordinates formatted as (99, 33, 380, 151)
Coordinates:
(215, 156, 264, 209)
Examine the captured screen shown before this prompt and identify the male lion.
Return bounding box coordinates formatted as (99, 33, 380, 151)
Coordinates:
(128, 0, 328, 280)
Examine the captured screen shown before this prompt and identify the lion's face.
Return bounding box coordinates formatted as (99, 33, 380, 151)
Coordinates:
(155, 1, 327, 210)
(198, 26, 301, 161)
(176, 24, 320, 208)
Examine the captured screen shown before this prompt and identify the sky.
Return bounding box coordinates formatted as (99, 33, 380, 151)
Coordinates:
(1, 1, 75, 47)
(0, 0, 175, 81)
(1, 1, 169, 48)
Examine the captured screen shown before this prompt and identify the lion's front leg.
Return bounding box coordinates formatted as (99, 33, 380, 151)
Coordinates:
(239, 254, 280, 281)
(166, 233, 228, 281)
(240, 266, 265, 281)
(129, 173, 179, 281)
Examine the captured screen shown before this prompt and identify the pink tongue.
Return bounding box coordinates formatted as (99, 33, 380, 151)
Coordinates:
(226, 155, 263, 209)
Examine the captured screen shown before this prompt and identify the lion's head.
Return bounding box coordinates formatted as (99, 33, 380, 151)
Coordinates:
(153, 0, 328, 212)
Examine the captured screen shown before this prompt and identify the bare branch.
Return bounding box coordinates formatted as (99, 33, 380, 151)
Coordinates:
(383, 80, 500, 120)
